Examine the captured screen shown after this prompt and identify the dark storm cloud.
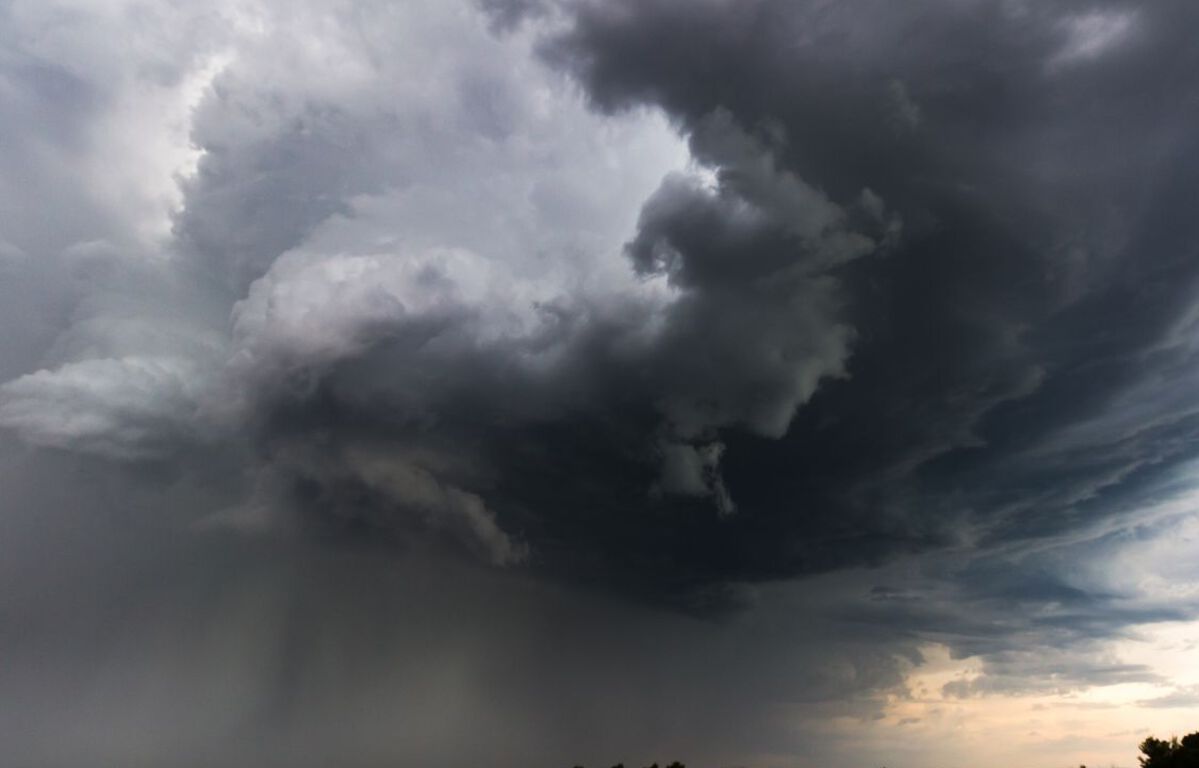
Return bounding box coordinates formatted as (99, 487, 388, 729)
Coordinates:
(4, 2, 1199, 762)
(4, 0, 1199, 611)
(520, 0, 1199, 593)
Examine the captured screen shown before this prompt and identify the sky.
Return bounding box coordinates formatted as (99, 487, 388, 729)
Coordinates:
(1, 0, 1199, 766)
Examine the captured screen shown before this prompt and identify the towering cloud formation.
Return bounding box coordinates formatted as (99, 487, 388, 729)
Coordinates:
(3, 1, 1199, 766)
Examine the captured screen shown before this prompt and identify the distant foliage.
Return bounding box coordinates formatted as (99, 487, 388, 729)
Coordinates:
(570, 757, 685, 762)
(1139, 732, 1199, 768)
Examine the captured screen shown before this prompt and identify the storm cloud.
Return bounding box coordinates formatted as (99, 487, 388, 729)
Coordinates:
(3, 0, 1199, 766)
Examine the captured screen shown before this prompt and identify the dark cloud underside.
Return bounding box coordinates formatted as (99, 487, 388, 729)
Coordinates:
(3, 1, 1199, 765)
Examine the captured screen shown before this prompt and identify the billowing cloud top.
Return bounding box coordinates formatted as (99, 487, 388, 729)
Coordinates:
(4, 0, 1199, 766)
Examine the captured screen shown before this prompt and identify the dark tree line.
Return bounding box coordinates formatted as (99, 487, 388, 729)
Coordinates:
(1139, 732, 1199, 768)
(570, 763, 685, 768)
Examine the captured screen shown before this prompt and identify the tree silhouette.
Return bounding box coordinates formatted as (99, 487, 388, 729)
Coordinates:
(561, 757, 685, 762)
(1139, 731, 1199, 768)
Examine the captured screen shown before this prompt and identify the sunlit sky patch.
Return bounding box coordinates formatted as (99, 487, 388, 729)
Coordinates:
(2, 1, 1199, 766)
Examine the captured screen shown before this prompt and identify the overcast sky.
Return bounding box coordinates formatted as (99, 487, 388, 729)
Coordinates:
(2, 1, 1199, 766)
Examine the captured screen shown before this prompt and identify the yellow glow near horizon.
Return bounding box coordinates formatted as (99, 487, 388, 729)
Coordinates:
(853, 623, 1199, 768)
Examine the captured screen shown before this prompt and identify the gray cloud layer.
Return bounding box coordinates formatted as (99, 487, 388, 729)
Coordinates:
(3, 0, 1199, 765)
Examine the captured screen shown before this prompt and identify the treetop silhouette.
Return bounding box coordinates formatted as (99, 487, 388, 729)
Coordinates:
(1139, 732, 1199, 768)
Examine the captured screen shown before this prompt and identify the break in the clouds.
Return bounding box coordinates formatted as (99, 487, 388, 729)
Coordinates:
(3, 0, 1199, 766)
